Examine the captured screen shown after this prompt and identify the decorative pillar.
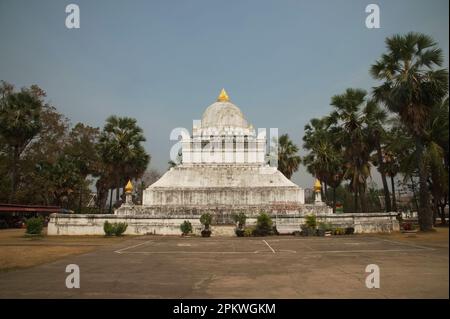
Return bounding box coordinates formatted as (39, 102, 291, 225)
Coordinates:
(124, 179, 133, 205)
(314, 179, 323, 205)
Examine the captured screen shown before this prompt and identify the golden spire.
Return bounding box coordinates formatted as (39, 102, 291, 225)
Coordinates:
(125, 179, 133, 193)
(314, 179, 322, 192)
(217, 88, 230, 102)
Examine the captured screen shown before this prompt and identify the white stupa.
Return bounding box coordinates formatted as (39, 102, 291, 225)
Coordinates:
(137, 89, 304, 220)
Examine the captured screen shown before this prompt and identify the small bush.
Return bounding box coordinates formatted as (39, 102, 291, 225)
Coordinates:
(201, 229, 212, 237)
(318, 222, 333, 231)
(316, 228, 325, 236)
(254, 212, 273, 236)
(180, 220, 193, 235)
(25, 217, 44, 235)
(301, 226, 316, 236)
(243, 227, 254, 237)
(235, 229, 245, 237)
(114, 222, 128, 236)
(305, 215, 317, 228)
(104, 221, 114, 236)
(103, 221, 128, 236)
(232, 212, 247, 229)
(333, 227, 345, 235)
(200, 213, 212, 230)
(345, 227, 355, 235)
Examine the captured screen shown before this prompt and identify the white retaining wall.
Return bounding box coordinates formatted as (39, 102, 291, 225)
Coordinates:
(48, 212, 399, 236)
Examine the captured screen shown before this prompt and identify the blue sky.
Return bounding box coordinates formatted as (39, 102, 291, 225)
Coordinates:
(1, 0, 448, 188)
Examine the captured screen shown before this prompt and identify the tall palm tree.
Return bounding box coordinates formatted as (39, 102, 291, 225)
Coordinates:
(98, 116, 150, 207)
(423, 98, 448, 224)
(363, 100, 392, 212)
(371, 32, 449, 231)
(277, 134, 301, 179)
(303, 117, 344, 212)
(329, 88, 373, 213)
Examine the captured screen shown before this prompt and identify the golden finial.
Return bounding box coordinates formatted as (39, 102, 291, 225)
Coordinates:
(314, 179, 322, 192)
(125, 179, 133, 193)
(217, 88, 230, 102)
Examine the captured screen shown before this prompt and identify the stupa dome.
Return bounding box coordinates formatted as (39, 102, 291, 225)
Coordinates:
(201, 89, 249, 129)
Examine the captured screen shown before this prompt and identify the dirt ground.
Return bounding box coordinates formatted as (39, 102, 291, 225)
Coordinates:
(0, 227, 448, 298)
(0, 228, 127, 272)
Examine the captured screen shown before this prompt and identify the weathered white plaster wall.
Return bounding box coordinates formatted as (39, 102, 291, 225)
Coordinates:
(48, 212, 399, 236)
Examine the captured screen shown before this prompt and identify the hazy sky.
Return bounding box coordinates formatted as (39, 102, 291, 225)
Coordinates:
(1, 0, 448, 188)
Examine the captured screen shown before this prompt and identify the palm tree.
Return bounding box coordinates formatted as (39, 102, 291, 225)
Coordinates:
(371, 32, 449, 231)
(424, 98, 448, 224)
(363, 100, 392, 211)
(98, 116, 150, 208)
(303, 117, 344, 213)
(277, 134, 301, 179)
(329, 88, 373, 213)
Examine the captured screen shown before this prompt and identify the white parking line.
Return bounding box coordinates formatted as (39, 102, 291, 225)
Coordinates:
(263, 240, 276, 253)
(114, 240, 153, 254)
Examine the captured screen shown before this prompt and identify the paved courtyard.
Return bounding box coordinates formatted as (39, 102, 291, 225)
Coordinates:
(0, 230, 448, 298)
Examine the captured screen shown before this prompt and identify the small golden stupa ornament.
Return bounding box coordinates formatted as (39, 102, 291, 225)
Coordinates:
(125, 179, 133, 193)
(314, 179, 322, 192)
(217, 88, 230, 102)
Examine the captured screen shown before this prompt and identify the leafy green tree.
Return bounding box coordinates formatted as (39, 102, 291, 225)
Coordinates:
(371, 32, 449, 231)
(62, 123, 100, 211)
(0, 82, 46, 202)
(17, 106, 70, 205)
(41, 154, 85, 207)
(277, 134, 301, 179)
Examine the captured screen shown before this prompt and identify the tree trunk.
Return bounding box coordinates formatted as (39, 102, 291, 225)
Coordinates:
(390, 176, 398, 212)
(410, 176, 419, 213)
(376, 144, 391, 212)
(78, 184, 83, 214)
(108, 188, 113, 214)
(324, 182, 328, 202)
(354, 189, 359, 213)
(332, 186, 337, 214)
(416, 138, 433, 231)
(439, 204, 447, 225)
(115, 178, 120, 202)
(359, 184, 367, 213)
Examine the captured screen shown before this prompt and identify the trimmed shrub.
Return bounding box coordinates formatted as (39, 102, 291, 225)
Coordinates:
(232, 212, 247, 229)
(104, 221, 115, 236)
(243, 227, 254, 237)
(301, 226, 316, 236)
(201, 229, 211, 237)
(333, 227, 345, 235)
(316, 228, 325, 236)
(318, 222, 333, 232)
(114, 222, 128, 236)
(235, 229, 245, 237)
(200, 213, 212, 230)
(180, 220, 193, 235)
(305, 215, 317, 228)
(103, 221, 128, 236)
(254, 212, 273, 236)
(345, 227, 355, 235)
(25, 217, 44, 235)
